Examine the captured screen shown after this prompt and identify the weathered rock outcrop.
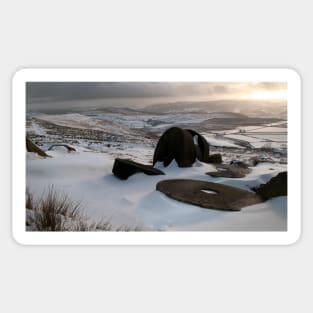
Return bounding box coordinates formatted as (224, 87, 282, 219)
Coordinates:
(26, 137, 49, 157)
(253, 171, 287, 199)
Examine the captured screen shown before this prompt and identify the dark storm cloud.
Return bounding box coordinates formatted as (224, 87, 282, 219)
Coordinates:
(26, 82, 287, 113)
(27, 82, 262, 104)
(26, 82, 219, 103)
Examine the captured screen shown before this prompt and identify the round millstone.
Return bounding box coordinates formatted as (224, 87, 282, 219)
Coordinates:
(156, 179, 263, 211)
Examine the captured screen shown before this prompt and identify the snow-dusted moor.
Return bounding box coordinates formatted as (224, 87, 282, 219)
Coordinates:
(26, 82, 288, 231)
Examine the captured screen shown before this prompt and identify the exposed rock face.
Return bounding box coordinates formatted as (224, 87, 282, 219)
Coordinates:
(206, 163, 251, 178)
(112, 158, 165, 180)
(207, 153, 223, 164)
(185, 129, 210, 163)
(254, 171, 287, 199)
(156, 179, 264, 211)
(26, 137, 49, 157)
(153, 127, 197, 167)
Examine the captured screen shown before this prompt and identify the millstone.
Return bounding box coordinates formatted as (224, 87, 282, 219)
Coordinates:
(113, 158, 165, 180)
(185, 129, 210, 162)
(153, 127, 197, 167)
(156, 179, 263, 211)
(48, 144, 76, 152)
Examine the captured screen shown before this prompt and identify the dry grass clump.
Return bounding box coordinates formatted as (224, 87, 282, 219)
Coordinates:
(26, 187, 140, 232)
(26, 187, 36, 211)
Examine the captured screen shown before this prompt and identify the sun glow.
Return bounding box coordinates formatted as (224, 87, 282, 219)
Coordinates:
(245, 89, 288, 100)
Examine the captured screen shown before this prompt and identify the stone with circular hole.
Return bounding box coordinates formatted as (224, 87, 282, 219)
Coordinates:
(156, 179, 263, 211)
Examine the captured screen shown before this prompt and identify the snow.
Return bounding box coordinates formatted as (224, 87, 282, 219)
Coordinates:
(166, 197, 287, 231)
(29, 112, 287, 153)
(35, 111, 247, 133)
(27, 120, 47, 136)
(81, 141, 154, 164)
(90, 111, 237, 130)
(202, 134, 243, 148)
(26, 149, 287, 231)
(25, 109, 288, 231)
(225, 132, 287, 150)
(222, 124, 287, 148)
(250, 126, 287, 133)
(35, 113, 132, 136)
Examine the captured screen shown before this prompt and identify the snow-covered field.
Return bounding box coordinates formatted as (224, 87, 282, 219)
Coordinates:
(33, 113, 133, 136)
(202, 134, 243, 148)
(26, 108, 288, 231)
(27, 148, 287, 231)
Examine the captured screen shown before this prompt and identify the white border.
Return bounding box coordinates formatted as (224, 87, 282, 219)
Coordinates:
(12, 68, 301, 245)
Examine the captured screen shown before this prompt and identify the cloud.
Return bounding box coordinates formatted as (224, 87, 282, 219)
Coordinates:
(253, 82, 287, 91)
(26, 82, 287, 112)
(27, 82, 213, 103)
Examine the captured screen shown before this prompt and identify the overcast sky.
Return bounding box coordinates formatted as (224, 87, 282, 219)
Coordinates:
(26, 82, 287, 112)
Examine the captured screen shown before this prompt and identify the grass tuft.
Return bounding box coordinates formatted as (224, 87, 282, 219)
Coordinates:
(26, 187, 140, 232)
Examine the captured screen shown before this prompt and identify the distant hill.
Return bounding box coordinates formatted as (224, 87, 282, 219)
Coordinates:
(143, 99, 287, 119)
(27, 98, 287, 120)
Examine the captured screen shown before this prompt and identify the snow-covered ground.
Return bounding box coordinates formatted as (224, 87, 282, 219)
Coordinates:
(26, 109, 288, 231)
(85, 111, 243, 130)
(26, 148, 287, 231)
(223, 125, 287, 150)
(202, 134, 244, 148)
(33, 113, 133, 136)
